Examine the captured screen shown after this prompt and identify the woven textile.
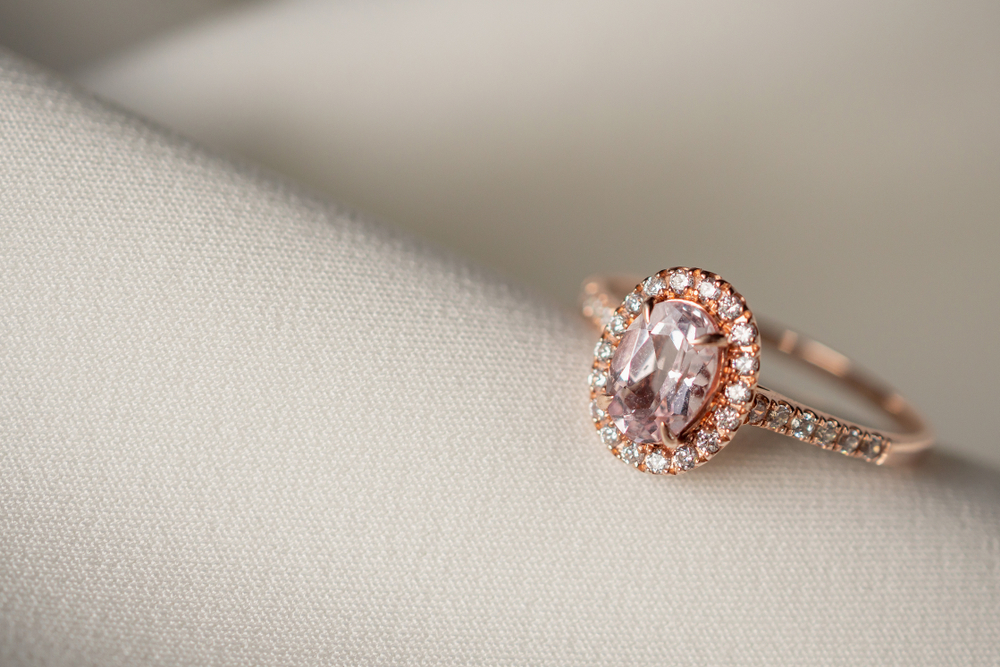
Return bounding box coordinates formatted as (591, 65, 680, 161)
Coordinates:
(1, 52, 998, 666)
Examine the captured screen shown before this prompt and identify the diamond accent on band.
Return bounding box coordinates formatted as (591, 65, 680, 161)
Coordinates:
(730, 322, 756, 346)
(838, 428, 861, 454)
(789, 411, 817, 440)
(590, 399, 606, 423)
(644, 449, 669, 474)
(717, 293, 743, 321)
(608, 314, 627, 337)
(668, 270, 692, 293)
(862, 434, 885, 461)
(733, 354, 758, 376)
(624, 293, 644, 314)
(589, 369, 608, 391)
(594, 340, 613, 362)
(696, 429, 721, 454)
(726, 383, 751, 404)
(606, 300, 724, 445)
(619, 442, 644, 466)
(813, 419, 840, 448)
(764, 402, 792, 431)
(697, 278, 720, 302)
(600, 425, 620, 446)
(747, 394, 769, 425)
(715, 406, 742, 431)
(673, 445, 697, 471)
(643, 275, 666, 297)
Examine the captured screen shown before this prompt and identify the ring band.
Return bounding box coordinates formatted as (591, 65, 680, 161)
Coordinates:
(581, 269, 933, 475)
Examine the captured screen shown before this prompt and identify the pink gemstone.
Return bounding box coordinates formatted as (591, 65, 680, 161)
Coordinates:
(606, 300, 723, 445)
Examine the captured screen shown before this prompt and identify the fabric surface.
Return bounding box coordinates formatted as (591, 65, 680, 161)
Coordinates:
(1, 51, 998, 666)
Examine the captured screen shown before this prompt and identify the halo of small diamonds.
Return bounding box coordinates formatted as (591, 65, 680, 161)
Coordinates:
(588, 267, 762, 476)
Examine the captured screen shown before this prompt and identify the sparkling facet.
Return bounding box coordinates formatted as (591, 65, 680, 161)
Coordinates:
(619, 442, 644, 465)
(733, 354, 758, 376)
(624, 293, 644, 314)
(673, 445, 697, 471)
(765, 403, 792, 430)
(643, 275, 666, 297)
(590, 399, 606, 423)
(715, 406, 742, 430)
(669, 271, 692, 293)
(730, 323, 756, 346)
(717, 293, 743, 320)
(644, 449, 669, 473)
(609, 315, 627, 337)
(589, 369, 608, 390)
(600, 425, 620, 445)
(838, 429, 861, 454)
(606, 300, 724, 445)
(698, 279, 720, 301)
(726, 383, 751, 404)
(594, 340, 613, 361)
(789, 411, 817, 440)
(696, 429, 721, 454)
(814, 420, 840, 447)
(748, 395, 769, 425)
(863, 434, 885, 460)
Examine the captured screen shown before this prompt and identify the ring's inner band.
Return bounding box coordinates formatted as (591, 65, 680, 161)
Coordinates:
(582, 275, 933, 463)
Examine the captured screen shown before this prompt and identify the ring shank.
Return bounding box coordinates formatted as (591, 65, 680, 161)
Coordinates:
(581, 275, 933, 466)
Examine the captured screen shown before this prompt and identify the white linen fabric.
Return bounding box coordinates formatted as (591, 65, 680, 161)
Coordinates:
(1, 52, 998, 666)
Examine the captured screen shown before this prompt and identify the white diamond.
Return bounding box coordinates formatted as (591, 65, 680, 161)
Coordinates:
(643, 276, 666, 297)
(600, 425, 620, 446)
(594, 340, 613, 361)
(673, 445, 697, 471)
(789, 411, 817, 440)
(620, 442, 644, 465)
(730, 323, 756, 346)
(733, 354, 758, 375)
(644, 449, 669, 474)
(669, 270, 692, 293)
(609, 315, 627, 337)
(589, 369, 608, 390)
(717, 294, 743, 320)
(624, 293, 644, 314)
(726, 383, 751, 403)
(698, 279, 720, 301)
(696, 430, 721, 454)
(715, 406, 742, 430)
(590, 399, 606, 422)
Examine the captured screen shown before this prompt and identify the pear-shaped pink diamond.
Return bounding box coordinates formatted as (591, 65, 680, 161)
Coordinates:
(606, 300, 723, 445)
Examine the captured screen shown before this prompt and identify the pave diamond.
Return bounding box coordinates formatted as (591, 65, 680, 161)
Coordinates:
(590, 399, 606, 422)
(764, 403, 792, 430)
(696, 429, 721, 454)
(697, 279, 720, 301)
(838, 428, 861, 454)
(600, 425, 620, 446)
(730, 323, 756, 346)
(862, 434, 885, 460)
(747, 395, 769, 425)
(733, 354, 758, 376)
(644, 449, 669, 474)
(609, 314, 627, 337)
(715, 406, 742, 431)
(594, 340, 614, 361)
(589, 369, 608, 390)
(717, 293, 743, 320)
(813, 419, 840, 447)
(673, 445, 697, 471)
(624, 293, 644, 314)
(789, 411, 817, 440)
(619, 442, 644, 465)
(607, 300, 724, 445)
(643, 275, 666, 297)
(669, 270, 692, 293)
(726, 383, 751, 404)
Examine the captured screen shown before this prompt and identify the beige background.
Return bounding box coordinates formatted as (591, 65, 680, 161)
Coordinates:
(68, 0, 1000, 468)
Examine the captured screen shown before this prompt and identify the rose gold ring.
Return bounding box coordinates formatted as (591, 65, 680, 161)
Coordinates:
(581, 269, 933, 475)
